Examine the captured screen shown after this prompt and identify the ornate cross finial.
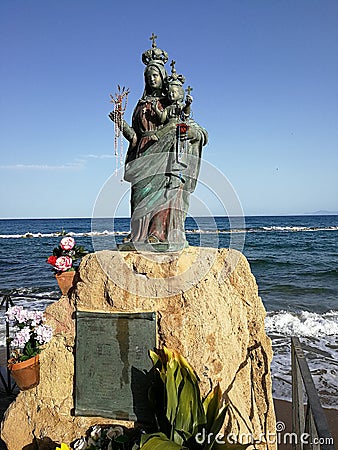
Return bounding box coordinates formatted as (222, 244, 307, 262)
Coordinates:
(149, 32, 158, 48)
(170, 60, 176, 74)
(186, 85, 193, 96)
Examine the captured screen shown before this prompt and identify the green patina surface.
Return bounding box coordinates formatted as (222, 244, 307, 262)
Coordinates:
(75, 311, 156, 422)
(109, 35, 207, 251)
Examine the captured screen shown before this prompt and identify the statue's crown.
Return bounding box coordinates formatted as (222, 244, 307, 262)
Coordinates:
(142, 33, 168, 66)
(168, 60, 185, 85)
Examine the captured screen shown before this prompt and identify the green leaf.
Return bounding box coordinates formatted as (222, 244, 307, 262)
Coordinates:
(203, 384, 222, 432)
(140, 433, 185, 450)
(175, 352, 199, 386)
(203, 404, 229, 450)
(174, 373, 206, 439)
(149, 349, 160, 367)
(165, 359, 180, 426)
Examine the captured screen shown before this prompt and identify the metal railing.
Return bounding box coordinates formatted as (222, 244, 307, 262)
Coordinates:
(0, 292, 59, 394)
(292, 336, 336, 450)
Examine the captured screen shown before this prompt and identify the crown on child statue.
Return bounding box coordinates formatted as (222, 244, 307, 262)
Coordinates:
(168, 60, 185, 86)
(142, 32, 169, 66)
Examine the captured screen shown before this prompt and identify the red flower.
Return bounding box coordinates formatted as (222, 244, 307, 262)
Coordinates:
(47, 255, 57, 266)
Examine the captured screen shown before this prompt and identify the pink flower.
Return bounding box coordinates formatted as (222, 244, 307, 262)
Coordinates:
(27, 310, 44, 326)
(6, 306, 28, 324)
(54, 256, 73, 272)
(12, 327, 31, 348)
(60, 236, 75, 250)
(35, 324, 53, 345)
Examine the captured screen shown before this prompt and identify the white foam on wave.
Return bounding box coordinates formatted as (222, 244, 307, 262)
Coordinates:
(261, 225, 338, 232)
(266, 310, 338, 409)
(265, 310, 338, 337)
(0, 225, 337, 239)
(270, 334, 338, 409)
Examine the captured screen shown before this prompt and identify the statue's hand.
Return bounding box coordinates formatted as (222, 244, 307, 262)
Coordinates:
(108, 111, 122, 125)
(109, 113, 135, 144)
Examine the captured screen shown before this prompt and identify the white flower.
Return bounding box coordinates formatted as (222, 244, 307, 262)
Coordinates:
(35, 324, 53, 345)
(90, 425, 102, 440)
(55, 256, 73, 271)
(27, 310, 44, 326)
(6, 306, 28, 324)
(73, 437, 88, 450)
(12, 327, 31, 348)
(60, 236, 75, 250)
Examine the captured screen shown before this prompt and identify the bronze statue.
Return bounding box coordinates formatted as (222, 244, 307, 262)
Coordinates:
(109, 34, 208, 251)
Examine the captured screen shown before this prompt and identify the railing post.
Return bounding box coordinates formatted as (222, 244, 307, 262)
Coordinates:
(304, 403, 320, 450)
(0, 294, 15, 394)
(291, 336, 335, 450)
(292, 337, 305, 450)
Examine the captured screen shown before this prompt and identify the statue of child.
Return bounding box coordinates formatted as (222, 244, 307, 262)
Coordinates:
(149, 64, 192, 141)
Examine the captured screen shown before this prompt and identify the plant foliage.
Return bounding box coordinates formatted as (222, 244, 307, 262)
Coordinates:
(141, 347, 241, 450)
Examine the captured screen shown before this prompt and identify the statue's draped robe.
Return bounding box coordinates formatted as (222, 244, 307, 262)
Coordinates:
(124, 96, 208, 246)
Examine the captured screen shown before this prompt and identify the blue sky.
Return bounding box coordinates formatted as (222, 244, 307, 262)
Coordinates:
(1, 0, 337, 218)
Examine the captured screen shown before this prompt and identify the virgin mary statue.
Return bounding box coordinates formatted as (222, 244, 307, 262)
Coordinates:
(109, 35, 208, 251)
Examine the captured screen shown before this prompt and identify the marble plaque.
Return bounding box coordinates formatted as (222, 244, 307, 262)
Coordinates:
(74, 311, 156, 422)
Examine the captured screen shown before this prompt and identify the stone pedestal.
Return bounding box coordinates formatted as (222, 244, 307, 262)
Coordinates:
(1, 247, 276, 449)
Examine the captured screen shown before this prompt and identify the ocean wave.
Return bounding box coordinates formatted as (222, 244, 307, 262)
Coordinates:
(262, 284, 334, 296)
(250, 259, 303, 267)
(269, 330, 338, 409)
(1, 225, 338, 239)
(303, 268, 338, 279)
(265, 310, 338, 338)
(259, 226, 338, 232)
(267, 310, 338, 408)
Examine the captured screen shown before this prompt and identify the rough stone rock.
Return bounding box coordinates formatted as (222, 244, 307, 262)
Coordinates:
(1, 247, 276, 449)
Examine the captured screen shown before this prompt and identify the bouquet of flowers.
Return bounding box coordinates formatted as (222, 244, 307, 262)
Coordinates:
(47, 234, 87, 274)
(6, 305, 53, 363)
(72, 425, 129, 450)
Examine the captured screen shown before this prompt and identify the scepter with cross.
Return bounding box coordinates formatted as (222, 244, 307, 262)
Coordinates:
(109, 85, 130, 175)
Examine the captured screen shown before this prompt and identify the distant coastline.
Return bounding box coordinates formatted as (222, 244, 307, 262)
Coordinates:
(307, 210, 338, 215)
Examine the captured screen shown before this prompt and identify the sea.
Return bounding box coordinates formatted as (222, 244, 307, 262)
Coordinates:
(0, 215, 337, 408)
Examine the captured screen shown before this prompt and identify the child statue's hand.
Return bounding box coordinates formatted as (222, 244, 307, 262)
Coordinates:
(185, 95, 193, 105)
(150, 99, 159, 111)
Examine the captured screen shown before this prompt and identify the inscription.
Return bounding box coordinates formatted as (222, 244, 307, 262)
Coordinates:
(75, 311, 156, 422)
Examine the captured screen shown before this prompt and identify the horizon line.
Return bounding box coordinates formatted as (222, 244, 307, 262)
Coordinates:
(1, 212, 338, 220)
